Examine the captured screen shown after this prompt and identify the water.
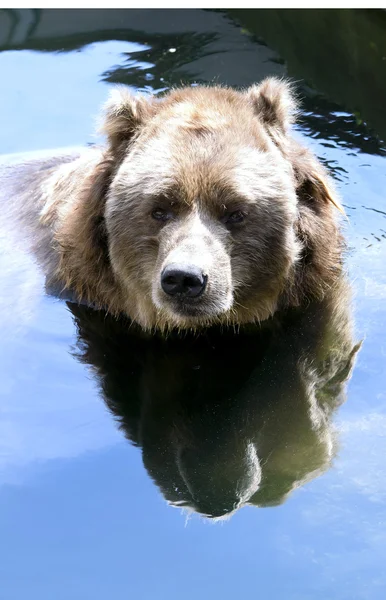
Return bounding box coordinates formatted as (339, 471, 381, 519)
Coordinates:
(0, 8, 385, 599)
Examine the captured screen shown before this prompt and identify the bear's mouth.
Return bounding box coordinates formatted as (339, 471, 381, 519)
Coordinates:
(158, 293, 228, 322)
(169, 298, 210, 318)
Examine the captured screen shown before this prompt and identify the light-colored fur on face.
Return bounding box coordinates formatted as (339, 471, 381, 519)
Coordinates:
(37, 78, 344, 332)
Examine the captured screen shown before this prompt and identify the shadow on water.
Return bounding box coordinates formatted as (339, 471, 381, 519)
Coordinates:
(1, 8, 384, 157)
(228, 8, 386, 144)
(69, 280, 360, 519)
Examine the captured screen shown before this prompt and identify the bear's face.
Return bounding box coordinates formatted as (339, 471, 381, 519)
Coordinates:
(99, 81, 340, 331)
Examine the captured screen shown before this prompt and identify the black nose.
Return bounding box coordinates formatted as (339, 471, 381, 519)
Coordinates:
(161, 264, 207, 298)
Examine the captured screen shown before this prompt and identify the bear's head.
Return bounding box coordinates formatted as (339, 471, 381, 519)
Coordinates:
(61, 79, 344, 332)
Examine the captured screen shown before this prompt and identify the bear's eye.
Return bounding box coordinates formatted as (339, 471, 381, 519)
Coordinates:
(151, 208, 173, 222)
(223, 210, 246, 226)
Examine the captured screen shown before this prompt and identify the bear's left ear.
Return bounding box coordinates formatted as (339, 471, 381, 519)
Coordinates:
(99, 87, 156, 156)
(246, 77, 298, 132)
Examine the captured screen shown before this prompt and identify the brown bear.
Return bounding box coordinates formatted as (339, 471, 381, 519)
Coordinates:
(1, 78, 344, 332)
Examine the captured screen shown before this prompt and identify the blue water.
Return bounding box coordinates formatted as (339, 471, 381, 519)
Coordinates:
(0, 9, 385, 600)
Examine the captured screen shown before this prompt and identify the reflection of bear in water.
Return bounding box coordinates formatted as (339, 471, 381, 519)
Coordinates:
(70, 279, 359, 518)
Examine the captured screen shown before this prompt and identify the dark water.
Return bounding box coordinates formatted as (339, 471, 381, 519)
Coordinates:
(0, 8, 386, 600)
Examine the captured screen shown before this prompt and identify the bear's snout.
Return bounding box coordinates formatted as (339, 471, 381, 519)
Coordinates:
(161, 263, 207, 299)
(150, 211, 233, 325)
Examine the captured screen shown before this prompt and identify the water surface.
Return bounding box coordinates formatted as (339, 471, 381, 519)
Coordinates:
(0, 8, 385, 600)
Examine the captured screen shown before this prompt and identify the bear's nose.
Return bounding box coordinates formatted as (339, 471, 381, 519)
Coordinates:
(161, 264, 207, 298)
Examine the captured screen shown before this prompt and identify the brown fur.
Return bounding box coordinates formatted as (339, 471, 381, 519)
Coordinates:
(6, 78, 345, 332)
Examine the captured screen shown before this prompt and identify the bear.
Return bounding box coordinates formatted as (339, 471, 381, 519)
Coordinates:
(1, 78, 344, 332)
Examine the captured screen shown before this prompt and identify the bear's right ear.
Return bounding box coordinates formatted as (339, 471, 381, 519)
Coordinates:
(99, 87, 155, 155)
